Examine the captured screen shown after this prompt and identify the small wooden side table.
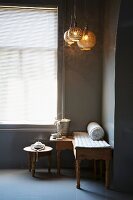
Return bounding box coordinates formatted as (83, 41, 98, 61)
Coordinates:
(50, 136, 74, 175)
(23, 146, 53, 177)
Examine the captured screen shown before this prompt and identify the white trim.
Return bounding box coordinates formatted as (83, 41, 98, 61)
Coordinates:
(0, 127, 56, 132)
(0, 5, 57, 10)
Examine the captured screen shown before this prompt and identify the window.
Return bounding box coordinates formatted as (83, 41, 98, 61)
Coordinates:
(0, 6, 58, 125)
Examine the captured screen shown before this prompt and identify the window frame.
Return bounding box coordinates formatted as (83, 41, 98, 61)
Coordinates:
(0, 3, 64, 132)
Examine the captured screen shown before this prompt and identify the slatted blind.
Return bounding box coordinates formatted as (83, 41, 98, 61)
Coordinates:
(0, 6, 58, 125)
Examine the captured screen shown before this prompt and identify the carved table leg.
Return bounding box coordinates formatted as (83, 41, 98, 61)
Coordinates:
(57, 150, 61, 175)
(31, 153, 36, 177)
(105, 160, 110, 188)
(76, 159, 81, 189)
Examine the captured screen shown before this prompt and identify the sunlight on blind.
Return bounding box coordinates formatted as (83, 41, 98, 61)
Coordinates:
(0, 7, 58, 125)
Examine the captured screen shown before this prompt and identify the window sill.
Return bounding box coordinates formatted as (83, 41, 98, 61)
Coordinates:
(0, 124, 56, 132)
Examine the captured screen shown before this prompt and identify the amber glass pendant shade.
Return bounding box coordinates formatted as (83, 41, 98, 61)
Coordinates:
(64, 31, 74, 46)
(77, 30, 96, 50)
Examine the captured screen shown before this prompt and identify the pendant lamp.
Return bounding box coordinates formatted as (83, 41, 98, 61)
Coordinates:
(68, 0, 83, 42)
(77, 0, 96, 51)
(77, 26, 96, 50)
(64, 30, 74, 46)
(64, 15, 74, 46)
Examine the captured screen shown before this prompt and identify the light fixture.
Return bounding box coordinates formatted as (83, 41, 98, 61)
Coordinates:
(68, 0, 83, 42)
(63, 0, 96, 51)
(64, 15, 74, 47)
(68, 22, 83, 42)
(64, 30, 74, 46)
(77, 25, 96, 50)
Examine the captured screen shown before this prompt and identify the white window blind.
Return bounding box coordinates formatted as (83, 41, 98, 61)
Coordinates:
(0, 6, 58, 125)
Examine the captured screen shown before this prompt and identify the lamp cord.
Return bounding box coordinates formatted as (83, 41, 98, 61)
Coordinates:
(73, 0, 77, 26)
(85, 0, 88, 27)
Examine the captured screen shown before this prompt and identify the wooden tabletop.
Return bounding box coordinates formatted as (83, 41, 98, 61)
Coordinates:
(50, 135, 73, 141)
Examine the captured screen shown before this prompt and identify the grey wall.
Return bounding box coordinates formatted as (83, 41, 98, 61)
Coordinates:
(102, 0, 120, 147)
(64, 0, 103, 131)
(0, 0, 103, 169)
(113, 0, 133, 193)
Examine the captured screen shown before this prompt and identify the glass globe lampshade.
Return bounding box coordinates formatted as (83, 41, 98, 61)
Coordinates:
(77, 30, 96, 50)
(68, 27, 83, 42)
(64, 31, 74, 46)
(68, 0, 83, 42)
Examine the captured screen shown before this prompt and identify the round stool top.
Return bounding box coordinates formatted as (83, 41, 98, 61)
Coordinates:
(23, 146, 53, 153)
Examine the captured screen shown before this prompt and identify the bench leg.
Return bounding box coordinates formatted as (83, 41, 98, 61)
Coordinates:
(100, 160, 103, 179)
(105, 160, 110, 188)
(94, 160, 97, 179)
(76, 159, 81, 189)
